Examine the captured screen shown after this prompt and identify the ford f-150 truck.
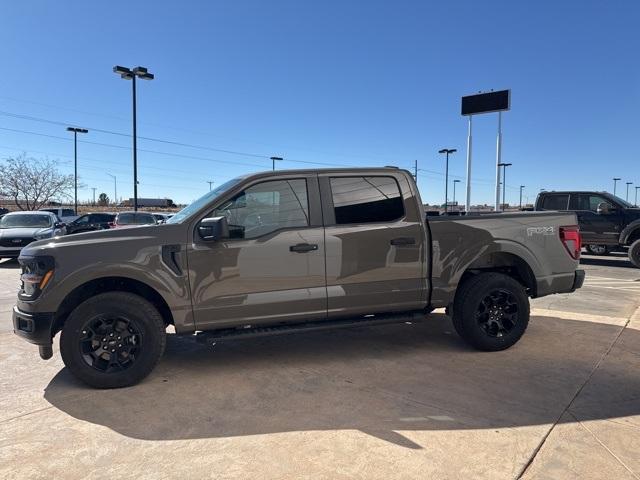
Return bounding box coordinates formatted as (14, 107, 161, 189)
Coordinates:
(13, 168, 585, 388)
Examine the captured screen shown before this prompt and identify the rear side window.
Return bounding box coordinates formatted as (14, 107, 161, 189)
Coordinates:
(62, 209, 75, 216)
(330, 176, 404, 224)
(117, 213, 155, 225)
(540, 194, 569, 210)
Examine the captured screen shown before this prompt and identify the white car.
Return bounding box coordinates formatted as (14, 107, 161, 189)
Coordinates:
(39, 208, 79, 224)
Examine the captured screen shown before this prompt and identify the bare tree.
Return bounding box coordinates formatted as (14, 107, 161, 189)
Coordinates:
(0, 154, 75, 210)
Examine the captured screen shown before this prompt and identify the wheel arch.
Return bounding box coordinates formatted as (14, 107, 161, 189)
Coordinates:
(459, 251, 538, 298)
(53, 276, 175, 336)
(620, 220, 640, 245)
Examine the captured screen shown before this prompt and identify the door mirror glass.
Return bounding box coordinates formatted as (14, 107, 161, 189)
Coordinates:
(198, 216, 229, 241)
(55, 222, 65, 229)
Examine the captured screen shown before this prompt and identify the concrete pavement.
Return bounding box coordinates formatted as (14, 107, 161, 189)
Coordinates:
(0, 254, 639, 479)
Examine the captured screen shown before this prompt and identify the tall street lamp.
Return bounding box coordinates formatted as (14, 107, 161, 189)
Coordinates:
(635, 186, 640, 207)
(106, 173, 117, 208)
(626, 182, 633, 202)
(498, 162, 512, 211)
(519, 185, 525, 209)
(453, 179, 461, 207)
(271, 156, 283, 171)
(66, 127, 88, 215)
(613, 177, 621, 196)
(438, 148, 457, 213)
(113, 65, 154, 211)
(207, 180, 214, 191)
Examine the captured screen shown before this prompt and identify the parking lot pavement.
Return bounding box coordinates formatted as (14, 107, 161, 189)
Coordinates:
(0, 255, 639, 479)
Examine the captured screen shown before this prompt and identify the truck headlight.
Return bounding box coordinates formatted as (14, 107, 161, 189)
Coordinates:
(18, 256, 55, 299)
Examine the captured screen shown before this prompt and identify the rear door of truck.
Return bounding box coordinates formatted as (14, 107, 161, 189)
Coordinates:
(319, 171, 427, 318)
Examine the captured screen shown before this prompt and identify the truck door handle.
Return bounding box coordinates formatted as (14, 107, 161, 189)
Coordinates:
(390, 237, 416, 246)
(289, 243, 319, 253)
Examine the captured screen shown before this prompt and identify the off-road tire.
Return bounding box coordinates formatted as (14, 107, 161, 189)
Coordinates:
(629, 240, 640, 268)
(60, 292, 166, 388)
(452, 272, 530, 351)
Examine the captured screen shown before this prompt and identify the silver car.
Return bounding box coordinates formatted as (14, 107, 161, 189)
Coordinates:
(0, 211, 65, 259)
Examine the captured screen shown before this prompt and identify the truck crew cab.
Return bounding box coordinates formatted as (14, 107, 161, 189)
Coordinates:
(14, 168, 584, 388)
(535, 190, 640, 267)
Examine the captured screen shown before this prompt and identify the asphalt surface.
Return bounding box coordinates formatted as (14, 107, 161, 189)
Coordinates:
(0, 252, 639, 479)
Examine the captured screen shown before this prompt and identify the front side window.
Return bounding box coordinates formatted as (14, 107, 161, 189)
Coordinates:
(330, 176, 404, 224)
(74, 215, 90, 224)
(540, 194, 569, 210)
(570, 194, 612, 212)
(213, 179, 309, 239)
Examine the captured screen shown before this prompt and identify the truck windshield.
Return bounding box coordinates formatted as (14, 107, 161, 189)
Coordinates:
(605, 194, 633, 208)
(166, 177, 243, 224)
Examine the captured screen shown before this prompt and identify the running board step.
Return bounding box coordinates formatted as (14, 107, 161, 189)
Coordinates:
(195, 311, 425, 344)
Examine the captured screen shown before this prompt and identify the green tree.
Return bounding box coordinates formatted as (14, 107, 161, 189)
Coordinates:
(98, 192, 110, 206)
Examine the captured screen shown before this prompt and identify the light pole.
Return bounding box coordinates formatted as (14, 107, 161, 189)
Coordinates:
(498, 162, 512, 211)
(438, 148, 457, 213)
(106, 173, 117, 208)
(113, 65, 154, 211)
(207, 180, 214, 191)
(453, 179, 461, 207)
(635, 186, 640, 207)
(91, 187, 96, 206)
(613, 177, 621, 196)
(271, 156, 283, 171)
(519, 185, 525, 209)
(626, 182, 633, 202)
(66, 127, 88, 215)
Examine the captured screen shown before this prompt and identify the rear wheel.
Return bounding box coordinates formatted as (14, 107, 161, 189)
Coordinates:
(60, 292, 166, 388)
(452, 272, 530, 351)
(629, 240, 640, 268)
(586, 244, 612, 255)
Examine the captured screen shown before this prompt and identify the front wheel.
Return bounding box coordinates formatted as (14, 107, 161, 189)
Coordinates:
(629, 240, 640, 268)
(60, 292, 166, 388)
(452, 272, 530, 351)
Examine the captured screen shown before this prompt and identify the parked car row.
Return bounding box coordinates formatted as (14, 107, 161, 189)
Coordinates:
(0, 209, 172, 259)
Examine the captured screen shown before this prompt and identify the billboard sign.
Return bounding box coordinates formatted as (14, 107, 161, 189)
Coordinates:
(461, 90, 510, 116)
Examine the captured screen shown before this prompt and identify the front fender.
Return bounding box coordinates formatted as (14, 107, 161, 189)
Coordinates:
(620, 219, 640, 245)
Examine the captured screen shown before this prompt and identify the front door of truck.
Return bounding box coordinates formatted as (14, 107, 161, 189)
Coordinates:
(188, 174, 327, 330)
(570, 194, 622, 244)
(319, 172, 426, 318)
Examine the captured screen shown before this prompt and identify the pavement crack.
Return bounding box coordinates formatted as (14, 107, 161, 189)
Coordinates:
(0, 405, 54, 424)
(516, 307, 635, 479)
(568, 411, 640, 479)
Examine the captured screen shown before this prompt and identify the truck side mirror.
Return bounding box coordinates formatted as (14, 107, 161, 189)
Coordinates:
(198, 216, 229, 241)
(596, 202, 612, 215)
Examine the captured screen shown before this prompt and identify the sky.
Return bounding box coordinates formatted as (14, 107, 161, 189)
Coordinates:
(1, 0, 639, 207)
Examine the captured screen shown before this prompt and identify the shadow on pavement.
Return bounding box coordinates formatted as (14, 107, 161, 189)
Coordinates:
(0, 259, 20, 269)
(44, 313, 639, 449)
(580, 256, 636, 269)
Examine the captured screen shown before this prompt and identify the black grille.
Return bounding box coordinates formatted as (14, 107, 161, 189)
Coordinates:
(0, 237, 35, 247)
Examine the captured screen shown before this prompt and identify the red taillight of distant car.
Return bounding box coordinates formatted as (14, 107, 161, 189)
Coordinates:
(559, 226, 581, 260)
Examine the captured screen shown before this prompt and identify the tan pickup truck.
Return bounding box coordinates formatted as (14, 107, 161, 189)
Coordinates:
(13, 168, 584, 388)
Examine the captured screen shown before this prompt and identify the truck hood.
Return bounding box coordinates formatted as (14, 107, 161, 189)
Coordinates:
(19, 223, 186, 259)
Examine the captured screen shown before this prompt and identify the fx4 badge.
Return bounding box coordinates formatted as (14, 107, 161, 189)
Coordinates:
(527, 226, 555, 236)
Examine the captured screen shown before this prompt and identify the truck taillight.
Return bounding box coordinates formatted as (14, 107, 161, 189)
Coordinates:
(560, 226, 581, 260)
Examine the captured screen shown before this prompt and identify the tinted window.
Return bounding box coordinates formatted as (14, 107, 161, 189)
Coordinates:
(95, 214, 115, 222)
(540, 194, 569, 210)
(62, 209, 75, 216)
(117, 213, 155, 225)
(569, 194, 612, 212)
(75, 215, 90, 224)
(213, 179, 308, 239)
(330, 176, 404, 224)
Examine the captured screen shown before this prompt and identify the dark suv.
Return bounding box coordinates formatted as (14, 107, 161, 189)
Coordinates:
(535, 191, 640, 266)
(65, 213, 115, 235)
